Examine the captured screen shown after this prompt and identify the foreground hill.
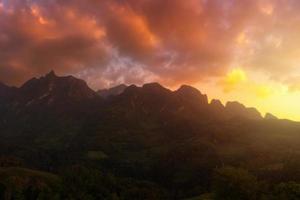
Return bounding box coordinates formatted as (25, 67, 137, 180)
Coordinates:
(0, 72, 300, 199)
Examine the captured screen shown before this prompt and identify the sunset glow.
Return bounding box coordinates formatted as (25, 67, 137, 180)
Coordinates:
(0, 0, 300, 120)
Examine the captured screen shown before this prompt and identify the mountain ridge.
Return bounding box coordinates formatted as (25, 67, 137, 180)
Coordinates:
(0, 71, 300, 199)
(0, 71, 278, 121)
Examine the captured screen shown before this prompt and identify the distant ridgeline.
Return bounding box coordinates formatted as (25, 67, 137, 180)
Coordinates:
(0, 71, 299, 200)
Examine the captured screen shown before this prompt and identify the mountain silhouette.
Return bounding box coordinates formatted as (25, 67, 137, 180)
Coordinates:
(225, 101, 262, 120)
(18, 70, 97, 105)
(0, 82, 17, 99)
(98, 84, 127, 98)
(1, 72, 300, 199)
(0, 71, 271, 123)
(0, 71, 101, 131)
(265, 112, 278, 120)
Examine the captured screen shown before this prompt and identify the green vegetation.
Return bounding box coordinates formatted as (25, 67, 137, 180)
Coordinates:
(1, 76, 300, 199)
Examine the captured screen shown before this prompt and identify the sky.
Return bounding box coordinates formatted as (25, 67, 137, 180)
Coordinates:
(0, 0, 300, 120)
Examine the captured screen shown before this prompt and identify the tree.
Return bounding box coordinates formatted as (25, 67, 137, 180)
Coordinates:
(274, 181, 300, 200)
(212, 166, 263, 200)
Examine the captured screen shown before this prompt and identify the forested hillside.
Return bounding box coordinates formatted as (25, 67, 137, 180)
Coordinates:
(0, 72, 300, 199)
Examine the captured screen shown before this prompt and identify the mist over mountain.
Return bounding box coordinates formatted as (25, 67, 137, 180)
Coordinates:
(0, 72, 300, 199)
(98, 84, 128, 98)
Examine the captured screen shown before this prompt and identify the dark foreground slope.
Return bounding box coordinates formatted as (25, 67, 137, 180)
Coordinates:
(0, 72, 300, 199)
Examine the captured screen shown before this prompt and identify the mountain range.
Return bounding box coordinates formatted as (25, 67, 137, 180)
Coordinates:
(0, 71, 300, 199)
(0, 70, 271, 121)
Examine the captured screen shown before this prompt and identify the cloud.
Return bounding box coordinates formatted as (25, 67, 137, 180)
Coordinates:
(218, 67, 277, 99)
(220, 68, 248, 93)
(0, 0, 108, 85)
(0, 0, 300, 89)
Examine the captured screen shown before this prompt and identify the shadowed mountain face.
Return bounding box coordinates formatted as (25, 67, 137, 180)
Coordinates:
(0, 82, 17, 99)
(18, 71, 97, 106)
(0, 71, 265, 122)
(10, 71, 100, 115)
(0, 71, 102, 138)
(265, 112, 278, 120)
(225, 101, 262, 120)
(1, 72, 300, 199)
(0, 82, 11, 97)
(0, 82, 17, 118)
(98, 84, 127, 98)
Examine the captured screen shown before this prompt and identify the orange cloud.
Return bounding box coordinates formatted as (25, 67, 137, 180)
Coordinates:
(0, 1, 108, 85)
(105, 2, 159, 59)
(30, 4, 50, 25)
(258, 0, 274, 15)
(0, 0, 299, 93)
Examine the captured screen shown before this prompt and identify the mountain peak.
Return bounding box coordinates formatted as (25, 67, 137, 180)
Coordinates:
(45, 70, 57, 79)
(143, 82, 166, 90)
(177, 84, 201, 93)
(18, 72, 97, 106)
(210, 99, 224, 109)
(226, 101, 245, 110)
(98, 84, 128, 98)
(176, 85, 208, 105)
(225, 101, 262, 120)
(176, 85, 206, 97)
(265, 112, 278, 120)
(142, 82, 171, 94)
